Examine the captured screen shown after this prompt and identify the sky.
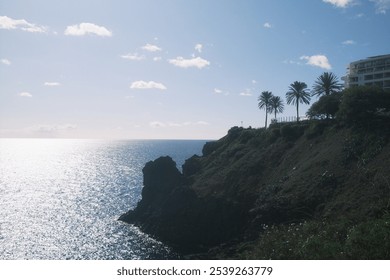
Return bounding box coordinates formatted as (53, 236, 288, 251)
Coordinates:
(1, 0, 389, 139)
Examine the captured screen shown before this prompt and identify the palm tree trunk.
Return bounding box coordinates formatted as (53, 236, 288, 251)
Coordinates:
(265, 111, 268, 129)
(296, 103, 299, 122)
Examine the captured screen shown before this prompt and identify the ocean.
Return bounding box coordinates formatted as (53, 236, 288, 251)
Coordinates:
(0, 138, 207, 260)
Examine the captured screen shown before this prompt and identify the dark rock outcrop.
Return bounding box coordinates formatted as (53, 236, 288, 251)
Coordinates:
(119, 156, 247, 253)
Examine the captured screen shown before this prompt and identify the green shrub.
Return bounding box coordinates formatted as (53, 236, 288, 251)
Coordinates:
(307, 92, 342, 120)
(240, 215, 390, 259)
(337, 86, 390, 129)
(345, 214, 390, 259)
(343, 133, 386, 165)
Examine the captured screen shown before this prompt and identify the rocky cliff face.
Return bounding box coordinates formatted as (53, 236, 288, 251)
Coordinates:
(119, 156, 248, 253)
(120, 122, 390, 258)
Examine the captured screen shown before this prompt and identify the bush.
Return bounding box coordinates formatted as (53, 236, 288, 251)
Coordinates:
(227, 126, 244, 139)
(345, 214, 390, 259)
(343, 132, 386, 165)
(337, 86, 390, 129)
(239, 129, 256, 144)
(240, 214, 390, 259)
(307, 92, 342, 120)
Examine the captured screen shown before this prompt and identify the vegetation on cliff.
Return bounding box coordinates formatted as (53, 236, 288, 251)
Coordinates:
(120, 86, 390, 259)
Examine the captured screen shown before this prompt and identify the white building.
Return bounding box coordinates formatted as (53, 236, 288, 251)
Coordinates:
(343, 54, 390, 90)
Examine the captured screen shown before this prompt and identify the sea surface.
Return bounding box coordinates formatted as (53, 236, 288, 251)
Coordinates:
(0, 138, 206, 260)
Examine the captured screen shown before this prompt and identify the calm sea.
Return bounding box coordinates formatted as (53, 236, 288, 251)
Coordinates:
(0, 138, 206, 260)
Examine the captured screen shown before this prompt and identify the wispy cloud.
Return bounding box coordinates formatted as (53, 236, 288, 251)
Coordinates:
(121, 53, 145, 61)
(130, 80, 167, 90)
(214, 88, 230, 96)
(195, 43, 203, 53)
(322, 0, 353, 8)
(149, 121, 167, 128)
(195, 121, 210, 126)
(142, 43, 162, 52)
(0, 16, 47, 33)
(300, 55, 332, 70)
(18, 92, 33, 98)
(369, 0, 390, 14)
(44, 82, 61, 86)
(1, 58, 11, 65)
(263, 22, 272, 28)
(30, 123, 77, 133)
(239, 89, 253, 97)
(64, 22, 112, 37)
(342, 39, 356, 45)
(168, 56, 210, 69)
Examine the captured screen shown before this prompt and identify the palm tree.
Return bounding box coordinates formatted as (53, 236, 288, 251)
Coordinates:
(269, 96, 284, 121)
(312, 72, 343, 97)
(286, 81, 311, 122)
(258, 91, 273, 128)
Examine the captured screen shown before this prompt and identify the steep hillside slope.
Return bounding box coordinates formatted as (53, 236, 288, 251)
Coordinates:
(120, 121, 390, 258)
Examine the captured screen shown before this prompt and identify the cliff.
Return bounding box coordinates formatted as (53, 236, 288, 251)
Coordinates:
(119, 121, 390, 259)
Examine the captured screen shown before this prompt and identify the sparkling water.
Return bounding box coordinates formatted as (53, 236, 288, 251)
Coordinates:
(0, 139, 206, 259)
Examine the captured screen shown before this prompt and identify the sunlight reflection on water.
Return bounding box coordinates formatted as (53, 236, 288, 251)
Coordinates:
(0, 138, 205, 259)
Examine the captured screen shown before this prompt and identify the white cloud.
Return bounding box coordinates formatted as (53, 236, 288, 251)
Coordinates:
(0, 16, 47, 33)
(342, 39, 356, 45)
(168, 56, 210, 69)
(195, 43, 203, 53)
(153, 56, 162, 61)
(44, 82, 61, 86)
(252, 80, 257, 84)
(213, 88, 230, 96)
(130, 80, 167, 90)
(263, 22, 272, 28)
(167, 122, 182, 127)
(300, 55, 332, 70)
(239, 91, 253, 97)
(121, 53, 145, 61)
(195, 121, 210, 126)
(369, 0, 390, 14)
(142, 43, 162, 52)
(1, 58, 11, 65)
(18, 92, 32, 98)
(64, 23, 112, 37)
(322, 0, 353, 8)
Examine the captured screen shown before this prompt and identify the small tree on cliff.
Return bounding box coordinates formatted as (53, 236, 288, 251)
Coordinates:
(258, 91, 273, 128)
(286, 81, 311, 122)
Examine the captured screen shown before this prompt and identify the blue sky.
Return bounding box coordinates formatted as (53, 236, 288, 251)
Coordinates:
(1, 0, 389, 139)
